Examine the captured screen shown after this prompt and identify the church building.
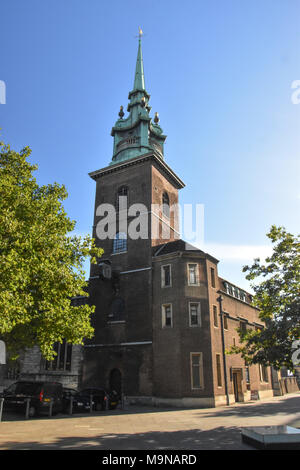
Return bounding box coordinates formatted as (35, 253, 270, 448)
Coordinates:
(82, 35, 274, 407)
(0, 35, 282, 405)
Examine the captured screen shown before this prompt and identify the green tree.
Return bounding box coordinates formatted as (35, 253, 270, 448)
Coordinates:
(232, 225, 300, 370)
(0, 141, 103, 361)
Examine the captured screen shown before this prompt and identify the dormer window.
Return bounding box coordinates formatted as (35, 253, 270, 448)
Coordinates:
(239, 291, 246, 302)
(228, 284, 233, 296)
(162, 192, 170, 218)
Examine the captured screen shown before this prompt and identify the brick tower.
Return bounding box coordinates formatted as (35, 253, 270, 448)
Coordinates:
(82, 32, 185, 397)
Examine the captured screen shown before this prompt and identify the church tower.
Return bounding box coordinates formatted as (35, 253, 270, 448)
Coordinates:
(83, 33, 185, 397)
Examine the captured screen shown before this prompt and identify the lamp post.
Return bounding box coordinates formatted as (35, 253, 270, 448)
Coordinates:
(217, 295, 230, 406)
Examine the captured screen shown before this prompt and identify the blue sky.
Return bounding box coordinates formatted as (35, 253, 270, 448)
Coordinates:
(1, 0, 299, 291)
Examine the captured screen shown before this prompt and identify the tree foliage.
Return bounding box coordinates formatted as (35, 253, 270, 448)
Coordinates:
(0, 142, 103, 360)
(232, 225, 300, 370)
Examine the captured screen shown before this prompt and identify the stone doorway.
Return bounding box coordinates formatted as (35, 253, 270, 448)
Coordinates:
(232, 369, 244, 402)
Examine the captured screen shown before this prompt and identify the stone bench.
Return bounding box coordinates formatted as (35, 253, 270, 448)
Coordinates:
(241, 426, 300, 449)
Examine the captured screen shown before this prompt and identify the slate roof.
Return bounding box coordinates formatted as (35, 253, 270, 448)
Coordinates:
(152, 239, 216, 260)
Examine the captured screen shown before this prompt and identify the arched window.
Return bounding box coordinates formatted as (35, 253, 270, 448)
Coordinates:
(113, 232, 127, 253)
(116, 186, 128, 212)
(162, 192, 170, 218)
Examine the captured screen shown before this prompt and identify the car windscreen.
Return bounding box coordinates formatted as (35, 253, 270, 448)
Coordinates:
(63, 389, 77, 397)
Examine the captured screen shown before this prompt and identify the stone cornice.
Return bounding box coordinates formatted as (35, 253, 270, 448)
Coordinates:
(89, 152, 185, 189)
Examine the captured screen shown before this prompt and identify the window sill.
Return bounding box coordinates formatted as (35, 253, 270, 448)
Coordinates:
(107, 320, 126, 325)
(111, 251, 128, 256)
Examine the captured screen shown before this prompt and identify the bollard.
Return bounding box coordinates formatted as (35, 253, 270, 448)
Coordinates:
(69, 396, 73, 415)
(49, 398, 53, 417)
(25, 398, 30, 419)
(123, 395, 129, 410)
(0, 398, 4, 422)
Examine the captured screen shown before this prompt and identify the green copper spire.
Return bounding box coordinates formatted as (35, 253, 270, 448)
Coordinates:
(110, 29, 167, 166)
(133, 33, 145, 91)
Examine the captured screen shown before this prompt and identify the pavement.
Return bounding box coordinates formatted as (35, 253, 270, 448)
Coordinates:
(0, 392, 299, 450)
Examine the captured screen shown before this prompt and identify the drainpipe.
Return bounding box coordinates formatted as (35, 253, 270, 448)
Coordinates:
(217, 295, 230, 406)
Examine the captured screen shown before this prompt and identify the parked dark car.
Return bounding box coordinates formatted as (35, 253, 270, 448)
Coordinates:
(62, 387, 93, 413)
(0, 381, 63, 417)
(75, 388, 119, 411)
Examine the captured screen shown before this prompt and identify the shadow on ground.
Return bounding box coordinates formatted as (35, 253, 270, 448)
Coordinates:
(2, 394, 300, 423)
(0, 426, 253, 450)
(194, 395, 300, 420)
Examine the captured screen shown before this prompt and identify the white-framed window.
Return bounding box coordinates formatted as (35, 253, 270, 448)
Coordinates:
(259, 365, 269, 383)
(161, 264, 172, 288)
(190, 352, 204, 390)
(239, 320, 247, 333)
(245, 367, 250, 390)
(189, 302, 201, 327)
(187, 263, 199, 286)
(162, 303, 173, 328)
(45, 340, 72, 371)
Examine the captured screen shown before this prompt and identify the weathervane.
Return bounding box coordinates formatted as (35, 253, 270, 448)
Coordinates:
(135, 27, 144, 40)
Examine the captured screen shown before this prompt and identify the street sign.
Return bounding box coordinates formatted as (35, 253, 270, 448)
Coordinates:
(250, 390, 260, 400)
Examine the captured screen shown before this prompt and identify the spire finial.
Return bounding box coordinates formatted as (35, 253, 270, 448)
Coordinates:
(133, 28, 145, 91)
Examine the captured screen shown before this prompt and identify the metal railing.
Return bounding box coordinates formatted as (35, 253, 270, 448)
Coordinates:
(0, 397, 55, 420)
